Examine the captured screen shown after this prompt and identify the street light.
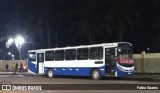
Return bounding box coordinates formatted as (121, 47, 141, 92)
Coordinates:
(15, 36, 25, 60)
(8, 52, 14, 60)
(6, 38, 14, 48)
(6, 35, 25, 60)
(11, 54, 15, 60)
(15, 36, 25, 46)
(8, 52, 11, 55)
(8, 38, 14, 44)
(11, 54, 14, 58)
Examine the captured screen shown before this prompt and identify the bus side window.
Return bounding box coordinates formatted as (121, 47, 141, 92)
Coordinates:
(77, 48, 88, 60)
(38, 54, 44, 62)
(65, 49, 76, 60)
(45, 51, 54, 61)
(90, 47, 103, 60)
(110, 48, 115, 61)
(55, 50, 64, 61)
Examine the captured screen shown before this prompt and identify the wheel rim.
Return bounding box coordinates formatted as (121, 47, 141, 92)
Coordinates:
(93, 71, 99, 79)
(48, 70, 53, 77)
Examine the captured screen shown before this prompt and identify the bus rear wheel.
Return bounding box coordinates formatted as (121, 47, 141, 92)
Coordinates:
(48, 69, 54, 78)
(91, 69, 101, 80)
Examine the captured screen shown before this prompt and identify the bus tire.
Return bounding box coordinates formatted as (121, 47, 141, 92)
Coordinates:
(48, 69, 54, 78)
(91, 69, 101, 80)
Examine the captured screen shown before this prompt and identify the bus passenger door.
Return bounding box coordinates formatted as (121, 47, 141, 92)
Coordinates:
(37, 53, 44, 74)
(105, 48, 115, 74)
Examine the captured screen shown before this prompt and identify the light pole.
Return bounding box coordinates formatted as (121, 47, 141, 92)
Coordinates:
(15, 36, 25, 60)
(8, 52, 11, 60)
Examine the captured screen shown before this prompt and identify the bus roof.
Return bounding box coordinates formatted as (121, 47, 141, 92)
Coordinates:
(28, 42, 132, 52)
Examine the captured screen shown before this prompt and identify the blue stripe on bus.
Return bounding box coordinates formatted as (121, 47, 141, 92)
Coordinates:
(28, 61, 134, 77)
(114, 65, 134, 77)
(28, 60, 106, 76)
(44, 66, 106, 76)
(28, 60, 38, 74)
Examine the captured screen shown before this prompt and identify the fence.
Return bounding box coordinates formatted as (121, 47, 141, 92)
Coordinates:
(0, 60, 27, 71)
(133, 53, 160, 73)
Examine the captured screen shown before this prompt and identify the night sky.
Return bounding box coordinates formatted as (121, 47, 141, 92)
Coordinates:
(0, 0, 160, 59)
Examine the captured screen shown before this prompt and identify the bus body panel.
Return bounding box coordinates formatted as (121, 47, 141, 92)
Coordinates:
(28, 60, 37, 74)
(28, 42, 134, 78)
(44, 66, 106, 76)
(115, 63, 134, 77)
(42, 60, 106, 76)
(28, 60, 106, 76)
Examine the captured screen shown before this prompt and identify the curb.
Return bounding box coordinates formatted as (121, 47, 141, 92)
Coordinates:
(0, 72, 35, 76)
(134, 73, 160, 75)
(127, 77, 160, 82)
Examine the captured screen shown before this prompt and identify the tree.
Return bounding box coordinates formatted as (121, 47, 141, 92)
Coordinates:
(68, 0, 137, 44)
(68, 0, 98, 44)
(104, 0, 137, 41)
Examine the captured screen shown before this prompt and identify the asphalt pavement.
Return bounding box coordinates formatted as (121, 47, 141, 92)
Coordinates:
(0, 72, 159, 93)
(0, 71, 160, 81)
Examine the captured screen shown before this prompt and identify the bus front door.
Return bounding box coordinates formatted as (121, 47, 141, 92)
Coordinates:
(105, 48, 115, 74)
(37, 53, 44, 74)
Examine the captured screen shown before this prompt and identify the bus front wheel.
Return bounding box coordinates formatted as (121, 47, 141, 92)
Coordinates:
(48, 69, 54, 78)
(91, 69, 101, 80)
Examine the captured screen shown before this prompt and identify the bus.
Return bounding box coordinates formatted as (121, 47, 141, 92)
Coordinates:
(28, 42, 134, 80)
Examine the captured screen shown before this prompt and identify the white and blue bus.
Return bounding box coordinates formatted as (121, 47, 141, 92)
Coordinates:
(28, 42, 134, 80)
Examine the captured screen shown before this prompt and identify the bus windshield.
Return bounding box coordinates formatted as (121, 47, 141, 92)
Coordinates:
(117, 48, 134, 67)
(28, 52, 36, 61)
(118, 48, 132, 59)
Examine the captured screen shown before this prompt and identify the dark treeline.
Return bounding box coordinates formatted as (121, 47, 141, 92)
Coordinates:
(0, 0, 160, 54)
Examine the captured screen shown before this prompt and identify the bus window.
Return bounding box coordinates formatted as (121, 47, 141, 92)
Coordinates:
(29, 52, 36, 61)
(45, 51, 54, 61)
(77, 48, 88, 60)
(55, 50, 64, 61)
(38, 53, 44, 62)
(90, 47, 103, 60)
(65, 49, 76, 60)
